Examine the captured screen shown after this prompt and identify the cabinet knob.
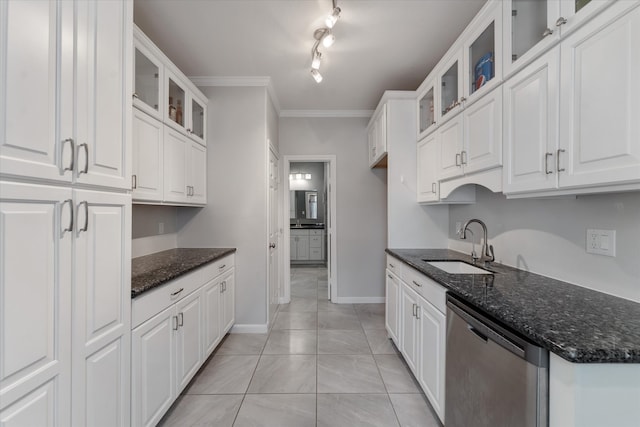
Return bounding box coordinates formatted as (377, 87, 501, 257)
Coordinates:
(543, 28, 554, 37)
(555, 16, 567, 27)
(132, 93, 139, 99)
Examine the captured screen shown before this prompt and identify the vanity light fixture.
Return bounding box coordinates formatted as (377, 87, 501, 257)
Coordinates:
(289, 173, 313, 180)
(305, 173, 312, 180)
(309, 0, 341, 83)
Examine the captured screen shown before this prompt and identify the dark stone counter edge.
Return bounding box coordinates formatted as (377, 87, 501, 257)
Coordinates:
(385, 248, 640, 364)
(131, 248, 236, 298)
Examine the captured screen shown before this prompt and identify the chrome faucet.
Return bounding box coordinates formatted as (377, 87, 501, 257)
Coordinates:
(460, 219, 494, 267)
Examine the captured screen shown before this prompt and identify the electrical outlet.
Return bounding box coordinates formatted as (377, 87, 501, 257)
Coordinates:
(159, 222, 164, 234)
(586, 229, 616, 257)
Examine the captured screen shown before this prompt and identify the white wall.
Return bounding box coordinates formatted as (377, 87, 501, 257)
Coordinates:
(386, 98, 449, 248)
(177, 86, 269, 326)
(280, 117, 388, 299)
(449, 187, 640, 302)
(131, 205, 179, 257)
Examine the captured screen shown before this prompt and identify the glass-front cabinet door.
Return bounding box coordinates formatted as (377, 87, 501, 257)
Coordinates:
(463, 2, 502, 101)
(438, 51, 463, 122)
(417, 75, 438, 140)
(133, 40, 163, 120)
(559, 0, 613, 36)
(165, 69, 187, 131)
(187, 94, 207, 146)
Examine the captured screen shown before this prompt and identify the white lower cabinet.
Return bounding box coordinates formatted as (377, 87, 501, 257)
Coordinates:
(386, 256, 446, 423)
(131, 255, 235, 427)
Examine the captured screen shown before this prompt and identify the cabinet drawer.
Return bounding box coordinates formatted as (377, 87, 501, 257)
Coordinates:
(199, 254, 234, 279)
(309, 229, 323, 236)
(290, 229, 309, 236)
(402, 266, 447, 313)
(310, 236, 322, 247)
(386, 255, 402, 277)
(310, 247, 322, 260)
(132, 268, 203, 329)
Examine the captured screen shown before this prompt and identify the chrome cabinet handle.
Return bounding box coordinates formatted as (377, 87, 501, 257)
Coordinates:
(461, 150, 468, 165)
(78, 143, 89, 175)
(62, 199, 74, 234)
(388, 274, 393, 279)
(219, 264, 226, 270)
(132, 175, 137, 189)
(220, 282, 224, 293)
(555, 16, 567, 27)
(416, 307, 420, 319)
(545, 152, 553, 174)
(543, 28, 554, 37)
(455, 153, 461, 167)
(178, 312, 184, 327)
(76, 201, 88, 233)
(460, 97, 466, 103)
(412, 280, 422, 288)
(132, 92, 139, 99)
(557, 149, 566, 172)
(173, 316, 179, 330)
(61, 138, 75, 173)
(389, 263, 395, 268)
(223, 281, 227, 292)
(170, 287, 184, 297)
(432, 182, 437, 194)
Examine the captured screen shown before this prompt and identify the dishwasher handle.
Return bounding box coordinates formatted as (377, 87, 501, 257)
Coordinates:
(447, 295, 548, 367)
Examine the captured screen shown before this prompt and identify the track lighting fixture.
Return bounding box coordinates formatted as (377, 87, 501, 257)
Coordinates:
(309, 0, 341, 83)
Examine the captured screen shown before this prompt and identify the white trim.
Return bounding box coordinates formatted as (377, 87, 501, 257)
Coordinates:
(189, 75, 281, 115)
(335, 297, 386, 304)
(230, 324, 269, 334)
(278, 297, 289, 304)
(284, 155, 338, 304)
(280, 109, 373, 118)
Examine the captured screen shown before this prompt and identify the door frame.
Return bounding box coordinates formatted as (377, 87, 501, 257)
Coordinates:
(283, 155, 337, 303)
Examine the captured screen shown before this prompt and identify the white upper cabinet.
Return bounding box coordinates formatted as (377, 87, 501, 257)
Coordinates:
(417, 75, 438, 140)
(368, 104, 387, 168)
(0, 1, 72, 184)
(437, 50, 465, 123)
(164, 65, 207, 146)
(558, 0, 617, 36)
(132, 109, 164, 202)
(133, 38, 164, 121)
(417, 133, 440, 203)
(187, 92, 207, 147)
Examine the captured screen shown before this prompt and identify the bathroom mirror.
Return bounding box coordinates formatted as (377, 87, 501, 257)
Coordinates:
(290, 190, 318, 220)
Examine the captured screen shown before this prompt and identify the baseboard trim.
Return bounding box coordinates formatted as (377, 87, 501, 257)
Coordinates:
(278, 297, 289, 304)
(230, 324, 268, 333)
(334, 297, 386, 304)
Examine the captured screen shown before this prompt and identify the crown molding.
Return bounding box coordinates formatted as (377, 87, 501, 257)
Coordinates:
(188, 76, 281, 114)
(280, 110, 374, 118)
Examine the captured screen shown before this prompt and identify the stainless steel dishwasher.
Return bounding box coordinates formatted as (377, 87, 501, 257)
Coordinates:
(445, 295, 549, 427)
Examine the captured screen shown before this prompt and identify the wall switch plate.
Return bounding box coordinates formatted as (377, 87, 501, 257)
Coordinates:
(158, 222, 165, 234)
(586, 229, 616, 257)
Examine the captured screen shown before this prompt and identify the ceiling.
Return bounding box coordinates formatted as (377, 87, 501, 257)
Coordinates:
(134, 0, 486, 113)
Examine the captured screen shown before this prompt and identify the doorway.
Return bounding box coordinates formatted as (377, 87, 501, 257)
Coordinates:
(283, 155, 337, 304)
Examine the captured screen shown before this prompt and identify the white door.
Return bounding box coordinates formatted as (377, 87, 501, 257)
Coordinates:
(400, 284, 419, 374)
(221, 270, 235, 334)
(417, 299, 446, 422)
(72, 189, 131, 427)
(131, 306, 175, 427)
(325, 162, 333, 301)
(0, 182, 72, 426)
(74, 0, 131, 190)
(163, 126, 188, 203)
(463, 86, 503, 175)
(437, 114, 464, 180)
(417, 133, 439, 203)
(188, 141, 207, 204)
(132, 109, 164, 202)
(175, 290, 202, 394)
(503, 47, 560, 194)
(0, 1, 74, 183)
(558, 2, 640, 189)
(385, 271, 400, 345)
(268, 148, 280, 324)
(202, 278, 222, 357)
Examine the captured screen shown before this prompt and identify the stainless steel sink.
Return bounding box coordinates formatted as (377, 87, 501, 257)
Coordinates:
(426, 261, 492, 275)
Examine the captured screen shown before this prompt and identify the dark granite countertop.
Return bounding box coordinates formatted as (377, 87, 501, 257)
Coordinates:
(132, 248, 236, 298)
(386, 248, 640, 364)
(290, 224, 325, 229)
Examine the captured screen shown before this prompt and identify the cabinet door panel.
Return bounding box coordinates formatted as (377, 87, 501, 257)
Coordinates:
(463, 87, 502, 175)
(0, 182, 71, 424)
(504, 48, 559, 194)
(0, 380, 56, 427)
(131, 307, 174, 427)
(85, 339, 126, 427)
(203, 279, 222, 357)
(189, 141, 207, 204)
(418, 301, 446, 422)
(385, 272, 400, 345)
(133, 110, 164, 201)
(0, 1, 71, 183)
(559, 3, 640, 188)
(75, 0, 131, 189)
(221, 271, 235, 334)
(296, 236, 310, 260)
(417, 134, 439, 203)
(163, 127, 188, 203)
(438, 115, 464, 180)
(400, 285, 418, 374)
(175, 291, 203, 394)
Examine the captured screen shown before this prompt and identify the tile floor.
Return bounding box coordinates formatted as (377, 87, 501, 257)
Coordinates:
(159, 266, 442, 427)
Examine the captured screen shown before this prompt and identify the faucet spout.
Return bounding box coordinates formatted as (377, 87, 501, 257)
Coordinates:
(460, 219, 495, 267)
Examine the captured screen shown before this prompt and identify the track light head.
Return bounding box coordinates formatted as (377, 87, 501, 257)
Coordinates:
(322, 31, 335, 48)
(311, 69, 323, 83)
(311, 50, 322, 70)
(325, 7, 341, 28)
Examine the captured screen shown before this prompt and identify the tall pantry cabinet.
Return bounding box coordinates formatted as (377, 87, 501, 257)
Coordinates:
(0, 1, 133, 426)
